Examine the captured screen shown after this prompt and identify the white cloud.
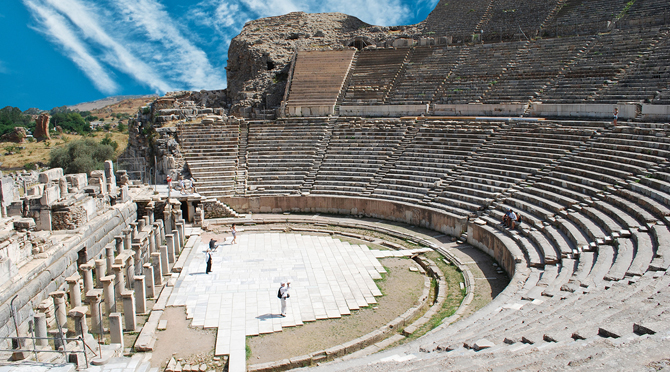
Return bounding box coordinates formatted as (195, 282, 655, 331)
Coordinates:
(22, 0, 119, 94)
(41, 0, 174, 93)
(111, 0, 227, 90)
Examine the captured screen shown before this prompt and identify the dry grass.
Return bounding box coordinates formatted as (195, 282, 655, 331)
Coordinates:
(0, 96, 151, 171)
(0, 130, 129, 171)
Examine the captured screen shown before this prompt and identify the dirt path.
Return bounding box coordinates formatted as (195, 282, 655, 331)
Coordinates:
(151, 307, 217, 369)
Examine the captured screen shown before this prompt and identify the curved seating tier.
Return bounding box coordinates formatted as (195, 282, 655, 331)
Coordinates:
(340, 48, 410, 105)
(244, 119, 331, 196)
(178, 121, 239, 198)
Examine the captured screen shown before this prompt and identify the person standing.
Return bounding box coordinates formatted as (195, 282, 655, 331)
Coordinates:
(613, 107, 619, 126)
(205, 249, 213, 274)
(279, 282, 290, 317)
(231, 224, 237, 244)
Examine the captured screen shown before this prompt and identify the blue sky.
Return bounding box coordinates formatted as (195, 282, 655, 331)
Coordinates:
(0, 0, 437, 111)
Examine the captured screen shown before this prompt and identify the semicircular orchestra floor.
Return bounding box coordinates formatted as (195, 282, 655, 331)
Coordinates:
(167, 232, 390, 368)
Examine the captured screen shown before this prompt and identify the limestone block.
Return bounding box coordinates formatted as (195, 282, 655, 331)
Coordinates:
(0, 176, 18, 204)
(26, 184, 44, 197)
(36, 210, 52, 232)
(66, 173, 88, 191)
(13, 218, 35, 231)
(40, 186, 60, 206)
(38, 168, 63, 184)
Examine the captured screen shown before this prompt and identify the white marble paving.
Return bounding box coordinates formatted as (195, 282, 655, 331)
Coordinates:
(166, 233, 386, 372)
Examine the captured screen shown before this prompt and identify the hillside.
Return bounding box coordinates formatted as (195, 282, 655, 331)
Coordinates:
(0, 96, 153, 171)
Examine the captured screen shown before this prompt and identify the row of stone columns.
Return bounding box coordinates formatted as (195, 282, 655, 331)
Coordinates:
(33, 209, 186, 352)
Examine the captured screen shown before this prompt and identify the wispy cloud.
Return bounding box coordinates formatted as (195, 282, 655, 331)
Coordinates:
(22, 0, 226, 94)
(23, 0, 119, 94)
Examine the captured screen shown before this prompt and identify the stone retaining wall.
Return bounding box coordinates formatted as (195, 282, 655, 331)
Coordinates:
(467, 223, 525, 278)
(0, 200, 137, 339)
(220, 195, 467, 237)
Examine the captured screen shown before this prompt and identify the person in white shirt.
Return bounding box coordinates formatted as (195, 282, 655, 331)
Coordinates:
(279, 282, 290, 317)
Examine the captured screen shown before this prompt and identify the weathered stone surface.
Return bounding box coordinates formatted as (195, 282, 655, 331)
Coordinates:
(1, 127, 27, 143)
(34, 114, 51, 141)
(38, 168, 64, 184)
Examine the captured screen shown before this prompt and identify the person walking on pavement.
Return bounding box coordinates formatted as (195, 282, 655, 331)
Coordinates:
(205, 249, 213, 274)
(231, 224, 237, 244)
(279, 282, 290, 317)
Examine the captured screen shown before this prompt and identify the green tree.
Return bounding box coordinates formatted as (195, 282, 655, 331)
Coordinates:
(117, 123, 127, 132)
(49, 139, 115, 174)
(0, 106, 34, 135)
(50, 112, 91, 134)
(100, 134, 118, 151)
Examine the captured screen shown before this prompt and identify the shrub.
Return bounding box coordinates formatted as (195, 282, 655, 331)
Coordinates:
(100, 134, 118, 151)
(49, 139, 115, 174)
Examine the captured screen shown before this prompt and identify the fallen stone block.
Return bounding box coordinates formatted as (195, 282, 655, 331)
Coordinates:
(473, 338, 494, 351)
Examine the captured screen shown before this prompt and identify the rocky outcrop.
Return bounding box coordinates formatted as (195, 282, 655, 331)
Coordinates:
(34, 114, 51, 141)
(226, 11, 421, 116)
(1, 127, 27, 143)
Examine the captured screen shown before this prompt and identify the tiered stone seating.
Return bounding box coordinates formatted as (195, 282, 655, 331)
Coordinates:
(311, 119, 407, 196)
(387, 47, 460, 104)
(480, 0, 559, 42)
(371, 121, 493, 205)
(543, 0, 629, 37)
(340, 48, 410, 105)
(620, 0, 670, 28)
(178, 120, 239, 198)
(595, 33, 670, 104)
(539, 30, 657, 103)
(435, 41, 524, 104)
(285, 50, 356, 108)
(421, 0, 489, 43)
(245, 119, 330, 195)
(483, 36, 591, 103)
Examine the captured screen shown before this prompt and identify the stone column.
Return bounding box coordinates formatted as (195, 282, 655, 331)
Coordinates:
(143, 263, 155, 299)
(112, 264, 125, 301)
(121, 292, 136, 332)
(147, 203, 155, 225)
(114, 235, 124, 255)
(143, 216, 150, 230)
(148, 228, 156, 255)
(153, 223, 162, 249)
(151, 252, 163, 286)
(86, 290, 103, 334)
(95, 259, 105, 288)
(123, 228, 132, 252)
(165, 235, 176, 264)
(50, 291, 67, 329)
(80, 263, 95, 295)
(106, 245, 115, 275)
(134, 276, 146, 315)
(130, 222, 137, 243)
(176, 222, 185, 249)
(109, 313, 124, 348)
(158, 220, 166, 244)
(159, 245, 169, 277)
(126, 251, 136, 286)
(68, 306, 89, 337)
(137, 219, 145, 232)
(163, 208, 172, 238)
(65, 273, 82, 308)
(172, 228, 182, 255)
(59, 177, 68, 198)
(101, 275, 116, 314)
(131, 243, 142, 276)
(34, 313, 48, 347)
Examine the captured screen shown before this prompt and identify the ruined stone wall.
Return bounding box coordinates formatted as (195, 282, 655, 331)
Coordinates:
(0, 200, 137, 340)
(52, 205, 87, 230)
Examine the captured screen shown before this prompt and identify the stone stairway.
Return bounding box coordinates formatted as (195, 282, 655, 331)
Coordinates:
(234, 120, 249, 196)
(300, 117, 336, 194)
(364, 121, 421, 196)
(178, 118, 239, 199)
